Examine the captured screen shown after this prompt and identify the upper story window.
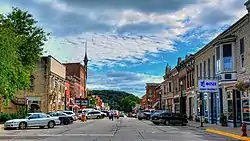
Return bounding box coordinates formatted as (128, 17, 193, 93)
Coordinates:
(216, 47, 220, 72)
(223, 44, 233, 71)
(54, 79, 57, 89)
(204, 61, 206, 79)
(208, 58, 211, 79)
(240, 38, 245, 68)
(196, 65, 199, 84)
(212, 55, 215, 77)
(200, 63, 202, 80)
(168, 83, 171, 92)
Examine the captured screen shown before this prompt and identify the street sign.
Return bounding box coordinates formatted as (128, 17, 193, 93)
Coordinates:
(198, 80, 218, 93)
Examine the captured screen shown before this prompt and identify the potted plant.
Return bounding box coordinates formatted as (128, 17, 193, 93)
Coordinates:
(220, 113, 228, 126)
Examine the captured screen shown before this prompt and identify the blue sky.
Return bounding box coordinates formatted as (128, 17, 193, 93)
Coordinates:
(0, 0, 248, 97)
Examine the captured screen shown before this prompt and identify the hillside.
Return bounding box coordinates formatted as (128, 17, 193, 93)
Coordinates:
(91, 90, 139, 111)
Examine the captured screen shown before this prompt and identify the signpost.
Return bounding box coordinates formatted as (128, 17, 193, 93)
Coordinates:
(25, 97, 28, 116)
(198, 80, 218, 127)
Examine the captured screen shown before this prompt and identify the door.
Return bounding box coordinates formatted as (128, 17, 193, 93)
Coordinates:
(38, 113, 50, 126)
(27, 114, 40, 127)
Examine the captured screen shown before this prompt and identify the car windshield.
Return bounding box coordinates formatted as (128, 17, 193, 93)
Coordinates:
(25, 113, 32, 119)
(64, 112, 73, 115)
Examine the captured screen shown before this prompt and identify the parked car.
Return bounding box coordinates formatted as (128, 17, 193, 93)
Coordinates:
(151, 112, 188, 126)
(63, 111, 77, 121)
(4, 113, 58, 130)
(86, 110, 103, 119)
(138, 109, 155, 120)
(48, 112, 73, 125)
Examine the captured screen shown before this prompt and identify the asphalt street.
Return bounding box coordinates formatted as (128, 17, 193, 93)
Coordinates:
(0, 117, 238, 141)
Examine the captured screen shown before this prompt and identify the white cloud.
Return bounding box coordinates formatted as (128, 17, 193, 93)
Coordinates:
(87, 70, 163, 96)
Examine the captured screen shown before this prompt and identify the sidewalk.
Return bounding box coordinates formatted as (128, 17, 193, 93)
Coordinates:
(188, 121, 250, 141)
(0, 124, 3, 132)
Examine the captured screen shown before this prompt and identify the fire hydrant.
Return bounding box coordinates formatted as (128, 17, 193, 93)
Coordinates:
(241, 122, 247, 137)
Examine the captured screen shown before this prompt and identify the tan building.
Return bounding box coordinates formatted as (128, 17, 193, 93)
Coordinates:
(1, 55, 66, 113)
(193, 0, 250, 127)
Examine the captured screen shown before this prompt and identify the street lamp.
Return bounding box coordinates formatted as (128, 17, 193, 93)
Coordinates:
(159, 91, 162, 110)
(180, 81, 183, 115)
(80, 93, 82, 110)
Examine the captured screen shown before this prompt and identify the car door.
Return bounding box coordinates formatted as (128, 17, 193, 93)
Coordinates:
(38, 113, 50, 126)
(27, 114, 39, 127)
(87, 111, 95, 119)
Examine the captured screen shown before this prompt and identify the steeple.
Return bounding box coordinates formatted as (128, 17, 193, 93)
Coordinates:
(84, 42, 88, 64)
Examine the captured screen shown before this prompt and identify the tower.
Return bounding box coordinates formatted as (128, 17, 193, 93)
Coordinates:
(84, 42, 89, 79)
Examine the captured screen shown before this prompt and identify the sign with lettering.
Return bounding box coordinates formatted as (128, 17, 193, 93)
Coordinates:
(75, 98, 89, 106)
(198, 80, 218, 93)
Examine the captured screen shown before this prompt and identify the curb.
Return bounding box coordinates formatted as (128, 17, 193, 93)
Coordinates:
(205, 128, 250, 141)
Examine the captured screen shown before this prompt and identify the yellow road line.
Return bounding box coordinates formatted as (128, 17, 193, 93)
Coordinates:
(205, 128, 250, 141)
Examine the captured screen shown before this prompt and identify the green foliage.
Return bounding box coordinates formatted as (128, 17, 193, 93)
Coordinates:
(121, 95, 141, 113)
(91, 90, 140, 112)
(0, 113, 12, 123)
(0, 107, 28, 122)
(0, 7, 48, 103)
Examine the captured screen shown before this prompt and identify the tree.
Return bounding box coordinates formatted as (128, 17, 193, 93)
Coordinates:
(120, 95, 141, 113)
(0, 7, 48, 103)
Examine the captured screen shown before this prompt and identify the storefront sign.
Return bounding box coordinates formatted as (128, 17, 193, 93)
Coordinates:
(75, 98, 89, 106)
(198, 80, 218, 93)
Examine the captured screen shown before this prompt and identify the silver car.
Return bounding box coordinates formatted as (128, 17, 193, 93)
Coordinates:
(4, 113, 58, 130)
(86, 110, 102, 119)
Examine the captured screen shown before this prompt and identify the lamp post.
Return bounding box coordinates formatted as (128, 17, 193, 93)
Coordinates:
(80, 93, 82, 110)
(159, 91, 162, 110)
(180, 81, 183, 115)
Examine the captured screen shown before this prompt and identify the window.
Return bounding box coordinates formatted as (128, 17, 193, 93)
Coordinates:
(196, 65, 199, 84)
(223, 44, 233, 71)
(200, 63, 202, 79)
(204, 61, 206, 79)
(216, 47, 220, 72)
(54, 80, 57, 89)
(29, 114, 39, 119)
(212, 55, 215, 77)
(240, 38, 245, 68)
(208, 58, 210, 79)
(168, 83, 171, 92)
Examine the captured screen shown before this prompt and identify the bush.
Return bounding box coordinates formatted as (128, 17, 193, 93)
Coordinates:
(0, 113, 12, 123)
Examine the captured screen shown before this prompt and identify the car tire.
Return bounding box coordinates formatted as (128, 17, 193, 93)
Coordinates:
(48, 121, 55, 128)
(164, 120, 170, 126)
(181, 121, 187, 126)
(146, 116, 150, 120)
(19, 122, 27, 130)
(138, 118, 142, 120)
(97, 116, 100, 119)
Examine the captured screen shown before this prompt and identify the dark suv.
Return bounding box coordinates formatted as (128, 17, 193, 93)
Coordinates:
(151, 112, 188, 126)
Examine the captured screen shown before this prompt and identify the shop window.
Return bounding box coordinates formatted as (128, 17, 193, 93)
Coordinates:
(227, 91, 233, 120)
(242, 89, 250, 122)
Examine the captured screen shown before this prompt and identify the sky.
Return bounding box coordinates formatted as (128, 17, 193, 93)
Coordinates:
(0, 0, 248, 97)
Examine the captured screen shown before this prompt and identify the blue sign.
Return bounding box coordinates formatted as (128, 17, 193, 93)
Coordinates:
(198, 80, 218, 92)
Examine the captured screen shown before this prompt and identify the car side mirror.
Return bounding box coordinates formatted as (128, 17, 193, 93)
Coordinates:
(47, 115, 50, 118)
(28, 117, 31, 120)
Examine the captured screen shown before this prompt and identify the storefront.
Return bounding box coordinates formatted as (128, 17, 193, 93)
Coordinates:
(174, 97, 180, 113)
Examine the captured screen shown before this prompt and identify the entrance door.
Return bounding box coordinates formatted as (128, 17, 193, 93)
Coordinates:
(189, 97, 192, 118)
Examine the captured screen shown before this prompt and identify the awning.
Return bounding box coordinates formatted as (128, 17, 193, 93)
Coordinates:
(152, 101, 160, 108)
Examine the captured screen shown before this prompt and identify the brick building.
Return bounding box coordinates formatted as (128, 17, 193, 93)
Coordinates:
(145, 83, 160, 108)
(0, 55, 66, 113)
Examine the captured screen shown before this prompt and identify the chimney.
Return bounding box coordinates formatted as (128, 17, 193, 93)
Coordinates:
(245, 0, 250, 12)
(177, 57, 182, 65)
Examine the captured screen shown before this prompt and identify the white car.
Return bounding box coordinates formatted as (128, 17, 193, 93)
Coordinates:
(63, 111, 77, 121)
(4, 113, 59, 130)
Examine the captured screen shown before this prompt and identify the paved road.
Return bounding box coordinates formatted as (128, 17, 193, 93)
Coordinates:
(0, 118, 237, 141)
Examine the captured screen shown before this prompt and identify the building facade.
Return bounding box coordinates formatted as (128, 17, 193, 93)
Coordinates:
(145, 83, 160, 108)
(193, 1, 250, 127)
(0, 55, 66, 113)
